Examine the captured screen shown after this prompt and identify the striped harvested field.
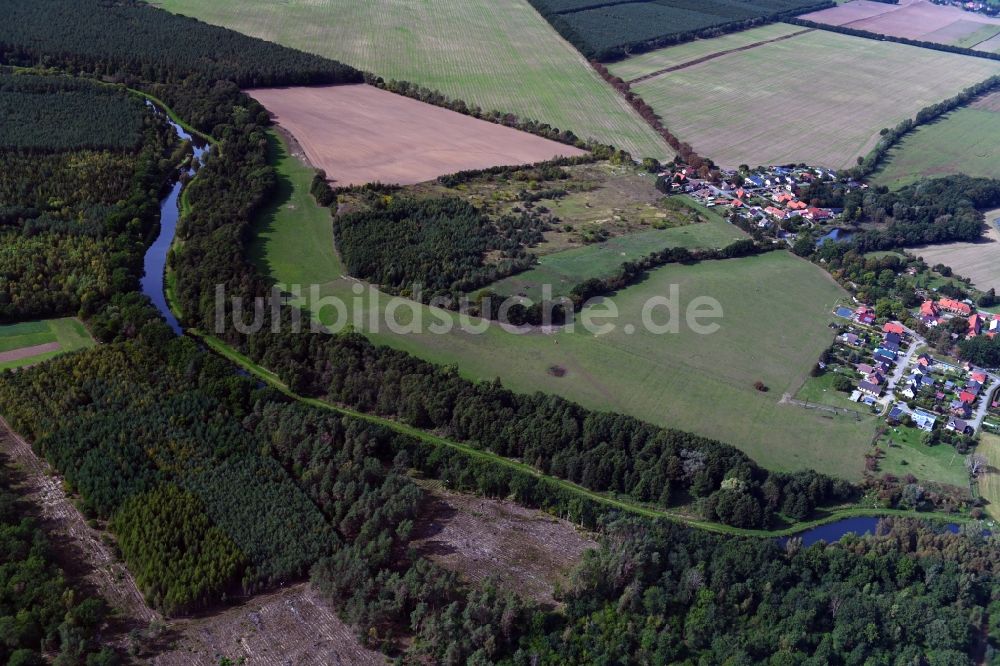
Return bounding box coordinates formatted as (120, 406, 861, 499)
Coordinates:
(624, 28, 1000, 168)
(156, 0, 671, 160)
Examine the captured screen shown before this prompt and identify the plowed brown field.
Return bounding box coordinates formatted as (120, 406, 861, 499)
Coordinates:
(247, 84, 587, 187)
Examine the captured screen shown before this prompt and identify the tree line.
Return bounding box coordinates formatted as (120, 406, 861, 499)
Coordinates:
(850, 75, 1000, 180)
(790, 17, 1000, 65)
(528, 0, 834, 61)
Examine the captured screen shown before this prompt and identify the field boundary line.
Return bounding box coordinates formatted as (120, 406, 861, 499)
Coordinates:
(627, 28, 814, 85)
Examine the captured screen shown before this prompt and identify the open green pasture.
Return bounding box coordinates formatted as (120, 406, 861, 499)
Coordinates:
(249, 132, 874, 479)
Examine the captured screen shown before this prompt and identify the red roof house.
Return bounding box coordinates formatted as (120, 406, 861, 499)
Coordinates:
(920, 300, 938, 317)
(959, 390, 976, 404)
(883, 322, 904, 335)
(939, 298, 972, 316)
(969, 314, 983, 336)
(972, 370, 988, 384)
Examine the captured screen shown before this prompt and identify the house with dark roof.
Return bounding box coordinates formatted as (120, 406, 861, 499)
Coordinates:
(858, 380, 882, 397)
(946, 417, 971, 434)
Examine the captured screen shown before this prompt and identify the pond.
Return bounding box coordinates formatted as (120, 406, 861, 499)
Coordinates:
(140, 103, 210, 335)
(779, 516, 962, 547)
(816, 227, 856, 246)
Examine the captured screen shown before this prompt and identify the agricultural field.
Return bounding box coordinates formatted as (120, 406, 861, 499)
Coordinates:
(909, 213, 1000, 293)
(0, 318, 96, 370)
(251, 131, 873, 479)
(155, 0, 671, 160)
(490, 201, 747, 300)
(802, 0, 1000, 52)
(534, 0, 827, 60)
(247, 85, 586, 187)
(606, 22, 810, 82)
(627, 28, 1000, 168)
(871, 95, 1000, 188)
(979, 432, 1000, 519)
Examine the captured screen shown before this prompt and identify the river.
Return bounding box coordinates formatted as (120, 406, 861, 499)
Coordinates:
(140, 102, 210, 334)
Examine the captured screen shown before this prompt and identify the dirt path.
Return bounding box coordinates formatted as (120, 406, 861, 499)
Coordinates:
(627, 29, 814, 85)
(0, 416, 159, 628)
(0, 341, 61, 363)
(153, 584, 385, 666)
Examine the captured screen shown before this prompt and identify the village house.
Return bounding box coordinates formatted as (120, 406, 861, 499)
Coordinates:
(946, 417, 972, 435)
(939, 298, 972, 316)
(883, 322, 905, 336)
(858, 380, 882, 397)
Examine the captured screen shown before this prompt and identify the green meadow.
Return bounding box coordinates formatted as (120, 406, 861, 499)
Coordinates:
(249, 130, 874, 480)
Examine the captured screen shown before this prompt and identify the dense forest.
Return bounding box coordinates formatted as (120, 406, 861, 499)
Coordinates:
(505, 516, 1000, 664)
(333, 196, 547, 302)
(0, 465, 116, 664)
(0, 75, 179, 322)
(0, 72, 145, 151)
(528, 0, 834, 60)
(0, 0, 362, 88)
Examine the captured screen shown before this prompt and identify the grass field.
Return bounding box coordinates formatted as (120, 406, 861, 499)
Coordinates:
(156, 0, 670, 160)
(877, 425, 969, 490)
(606, 23, 807, 82)
(0, 318, 95, 370)
(978, 432, 1000, 519)
(625, 27, 1000, 168)
(250, 132, 875, 479)
(871, 105, 1000, 188)
(490, 200, 746, 299)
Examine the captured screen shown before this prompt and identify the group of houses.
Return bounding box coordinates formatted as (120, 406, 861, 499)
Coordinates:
(841, 304, 993, 434)
(930, 0, 1000, 18)
(665, 165, 843, 231)
(919, 298, 1000, 338)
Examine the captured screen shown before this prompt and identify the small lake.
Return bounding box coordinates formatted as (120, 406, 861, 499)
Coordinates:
(816, 227, 856, 246)
(780, 516, 961, 547)
(140, 103, 210, 334)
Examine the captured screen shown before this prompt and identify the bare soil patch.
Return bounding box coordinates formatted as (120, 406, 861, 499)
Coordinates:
(246, 84, 587, 187)
(0, 341, 60, 363)
(0, 417, 159, 633)
(411, 482, 597, 607)
(153, 583, 384, 666)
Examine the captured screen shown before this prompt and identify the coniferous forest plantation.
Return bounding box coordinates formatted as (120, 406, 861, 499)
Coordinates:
(3, 0, 1000, 663)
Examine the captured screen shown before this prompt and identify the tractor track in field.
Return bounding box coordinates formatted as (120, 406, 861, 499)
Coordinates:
(627, 28, 814, 85)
